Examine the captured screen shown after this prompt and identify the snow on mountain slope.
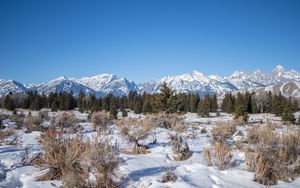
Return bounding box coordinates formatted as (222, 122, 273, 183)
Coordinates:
(34, 76, 97, 96)
(76, 74, 139, 96)
(139, 71, 237, 95)
(0, 65, 299, 97)
(0, 79, 28, 96)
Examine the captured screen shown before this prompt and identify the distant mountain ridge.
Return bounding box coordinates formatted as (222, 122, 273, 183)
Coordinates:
(1, 65, 300, 98)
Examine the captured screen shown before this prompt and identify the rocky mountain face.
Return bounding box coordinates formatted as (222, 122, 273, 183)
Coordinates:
(0, 65, 299, 98)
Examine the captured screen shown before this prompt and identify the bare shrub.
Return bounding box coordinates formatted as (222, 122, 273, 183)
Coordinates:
(215, 142, 233, 170)
(203, 147, 212, 166)
(254, 153, 277, 185)
(160, 170, 178, 183)
(0, 128, 18, 145)
(212, 121, 236, 143)
(247, 126, 300, 185)
(119, 118, 151, 154)
(37, 129, 88, 187)
(91, 111, 112, 132)
(38, 110, 50, 121)
(148, 112, 184, 129)
(85, 137, 119, 187)
(170, 134, 192, 161)
(11, 114, 24, 129)
(24, 116, 44, 133)
(55, 112, 78, 132)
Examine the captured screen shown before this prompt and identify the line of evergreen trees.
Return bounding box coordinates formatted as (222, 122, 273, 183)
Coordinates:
(0, 83, 298, 123)
(221, 91, 298, 123)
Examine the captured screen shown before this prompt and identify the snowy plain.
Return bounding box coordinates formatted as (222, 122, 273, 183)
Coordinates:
(0, 109, 300, 188)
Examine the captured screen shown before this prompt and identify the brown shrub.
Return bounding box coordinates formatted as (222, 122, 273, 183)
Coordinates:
(85, 137, 119, 187)
(247, 126, 300, 185)
(147, 113, 184, 129)
(202, 147, 212, 166)
(11, 114, 24, 129)
(0, 128, 18, 145)
(170, 134, 192, 161)
(55, 112, 78, 130)
(215, 142, 233, 170)
(119, 118, 151, 154)
(212, 121, 236, 143)
(91, 111, 112, 132)
(24, 116, 44, 133)
(38, 110, 50, 121)
(161, 170, 178, 183)
(37, 129, 88, 187)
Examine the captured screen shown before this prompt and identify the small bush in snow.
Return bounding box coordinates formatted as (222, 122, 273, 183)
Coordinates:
(148, 112, 184, 129)
(0, 128, 19, 145)
(37, 129, 88, 186)
(24, 115, 44, 133)
(160, 170, 178, 183)
(170, 134, 192, 161)
(211, 121, 236, 144)
(85, 137, 120, 187)
(55, 112, 78, 130)
(11, 114, 24, 129)
(119, 118, 151, 154)
(91, 111, 112, 132)
(215, 142, 233, 170)
(202, 147, 212, 166)
(38, 110, 50, 121)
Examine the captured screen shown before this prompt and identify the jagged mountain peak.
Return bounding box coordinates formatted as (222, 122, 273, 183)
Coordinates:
(273, 65, 285, 73)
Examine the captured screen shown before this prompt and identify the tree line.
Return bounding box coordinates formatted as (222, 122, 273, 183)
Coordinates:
(0, 83, 298, 123)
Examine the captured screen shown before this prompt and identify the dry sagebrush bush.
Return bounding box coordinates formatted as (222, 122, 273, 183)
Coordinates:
(170, 134, 192, 161)
(38, 110, 50, 121)
(85, 137, 119, 188)
(55, 112, 78, 128)
(37, 129, 120, 187)
(215, 142, 233, 170)
(211, 121, 236, 144)
(147, 112, 184, 129)
(91, 111, 112, 132)
(202, 143, 232, 170)
(247, 127, 300, 185)
(0, 128, 18, 145)
(160, 170, 178, 183)
(202, 147, 212, 166)
(24, 115, 44, 133)
(11, 114, 24, 129)
(119, 118, 152, 154)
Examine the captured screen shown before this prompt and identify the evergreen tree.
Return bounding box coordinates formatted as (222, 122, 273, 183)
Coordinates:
(234, 92, 248, 121)
(189, 94, 199, 113)
(198, 96, 209, 117)
(121, 108, 128, 117)
(154, 82, 179, 113)
(209, 94, 218, 112)
(109, 97, 118, 119)
(142, 95, 153, 114)
(77, 90, 85, 112)
(4, 94, 15, 111)
(282, 99, 296, 123)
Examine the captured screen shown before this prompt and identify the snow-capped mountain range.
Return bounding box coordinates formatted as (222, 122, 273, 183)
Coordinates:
(1, 65, 300, 98)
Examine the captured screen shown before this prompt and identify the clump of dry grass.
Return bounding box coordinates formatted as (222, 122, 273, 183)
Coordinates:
(24, 116, 44, 133)
(203, 147, 212, 166)
(54, 112, 79, 132)
(0, 128, 19, 145)
(147, 112, 184, 129)
(215, 142, 233, 170)
(170, 134, 192, 161)
(11, 114, 24, 129)
(85, 137, 120, 188)
(119, 118, 152, 154)
(91, 111, 112, 132)
(202, 142, 233, 170)
(246, 124, 300, 185)
(211, 121, 236, 144)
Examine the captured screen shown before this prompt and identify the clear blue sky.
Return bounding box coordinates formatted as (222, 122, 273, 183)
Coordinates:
(0, 0, 299, 84)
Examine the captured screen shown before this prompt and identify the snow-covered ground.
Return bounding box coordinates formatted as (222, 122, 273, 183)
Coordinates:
(0, 109, 299, 188)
